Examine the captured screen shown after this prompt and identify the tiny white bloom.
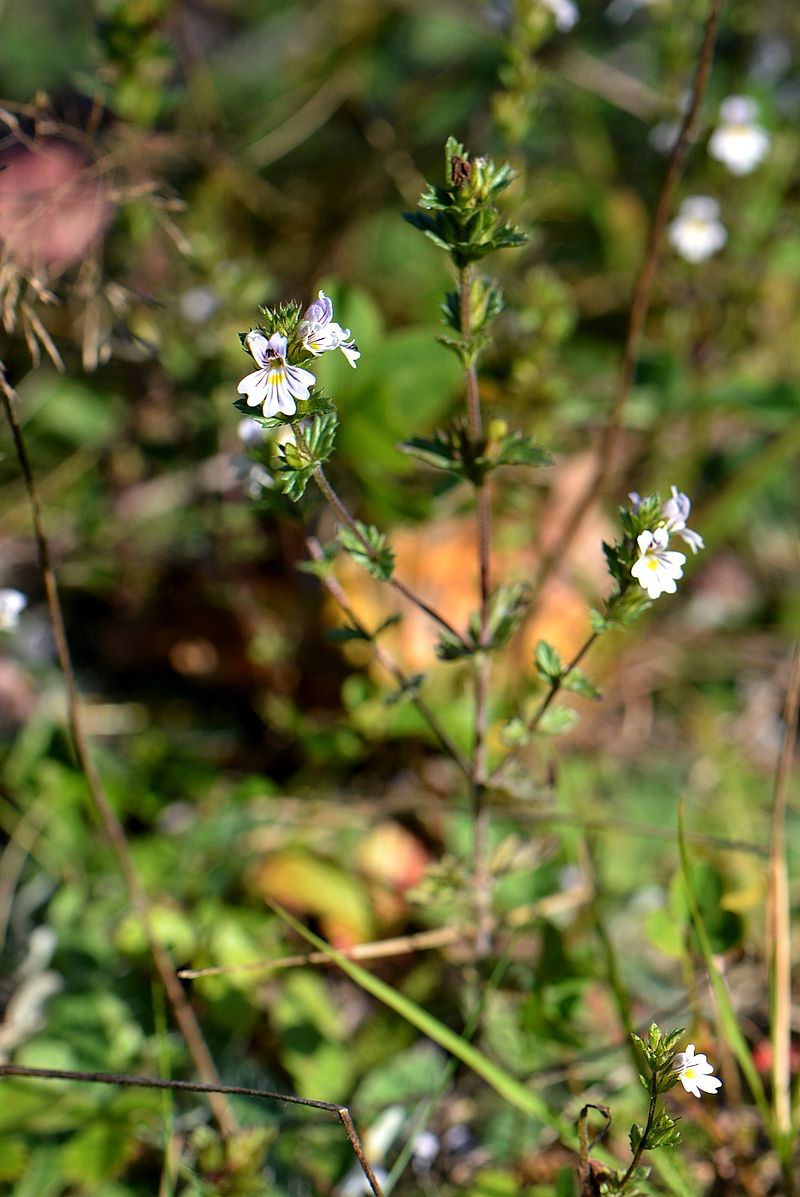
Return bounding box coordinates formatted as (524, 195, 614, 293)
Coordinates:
(631, 526, 685, 599)
(237, 331, 316, 419)
(0, 588, 27, 631)
(661, 486, 704, 554)
(668, 196, 727, 263)
(673, 1043, 722, 1098)
(237, 417, 266, 445)
(542, 0, 579, 32)
(708, 96, 770, 176)
(298, 291, 361, 368)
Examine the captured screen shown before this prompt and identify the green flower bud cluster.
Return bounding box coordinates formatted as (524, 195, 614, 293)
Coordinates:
(403, 136, 527, 268)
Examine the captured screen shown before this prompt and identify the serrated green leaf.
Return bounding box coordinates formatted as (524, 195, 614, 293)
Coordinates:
(400, 431, 461, 472)
(385, 673, 426, 705)
(493, 431, 552, 469)
(535, 639, 563, 682)
(337, 521, 395, 581)
(561, 668, 600, 700)
(326, 624, 370, 644)
(589, 607, 613, 633)
(435, 626, 475, 661)
(538, 706, 579, 736)
(500, 718, 531, 748)
(485, 582, 531, 649)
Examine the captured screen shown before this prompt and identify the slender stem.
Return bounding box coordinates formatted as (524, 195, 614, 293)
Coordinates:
(311, 462, 466, 646)
(306, 534, 471, 778)
(619, 1080, 659, 1190)
(0, 1064, 384, 1197)
(768, 640, 800, 1148)
(0, 366, 236, 1139)
(528, 0, 723, 608)
(489, 630, 598, 785)
(459, 263, 493, 956)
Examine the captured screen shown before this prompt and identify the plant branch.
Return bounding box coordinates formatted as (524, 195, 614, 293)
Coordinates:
(0, 1064, 384, 1197)
(528, 0, 723, 607)
(306, 534, 471, 777)
(619, 1079, 659, 1191)
(489, 630, 598, 784)
(311, 462, 467, 645)
(0, 365, 236, 1139)
(459, 263, 493, 956)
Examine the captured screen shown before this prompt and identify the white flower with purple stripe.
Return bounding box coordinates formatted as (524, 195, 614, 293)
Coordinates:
(673, 1044, 722, 1099)
(631, 526, 686, 600)
(237, 331, 316, 419)
(662, 486, 704, 554)
(299, 291, 360, 368)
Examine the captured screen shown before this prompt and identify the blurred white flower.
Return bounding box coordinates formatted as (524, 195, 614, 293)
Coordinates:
(237, 331, 316, 418)
(661, 486, 704, 554)
(542, 0, 579, 32)
(237, 417, 266, 445)
(668, 196, 727, 263)
(298, 290, 360, 367)
(708, 96, 770, 176)
(0, 588, 27, 631)
(631, 527, 685, 599)
(673, 1043, 722, 1098)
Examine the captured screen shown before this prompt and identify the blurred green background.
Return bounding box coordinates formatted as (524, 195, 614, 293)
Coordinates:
(0, 0, 798, 1193)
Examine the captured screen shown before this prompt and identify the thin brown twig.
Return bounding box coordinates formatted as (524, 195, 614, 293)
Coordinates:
(0, 1064, 384, 1197)
(306, 535, 471, 777)
(0, 365, 236, 1138)
(180, 926, 461, 980)
(528, 0, 724, 607)
(180, 881, 592, 984)
(767, 638, 800, 1143)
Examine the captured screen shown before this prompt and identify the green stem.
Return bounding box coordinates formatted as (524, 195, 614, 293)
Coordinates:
(489, 630, 598, 785)
(619, 1078, 659, 1191)
(458, 263, 492, 956)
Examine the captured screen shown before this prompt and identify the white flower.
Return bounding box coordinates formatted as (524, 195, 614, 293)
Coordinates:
(668, 196, 727, 263)
(542, 0, 579, 32)
(298, 291, 360, 368)
(0, 588, 27, 631)
(237, 417, 266, 446)
(631, 526, 685, 599)
(237, 331, 316, 419)
(708, 97, 770, 176)
(661, 486, 704, 554)
(673, 1043, 722, 1098)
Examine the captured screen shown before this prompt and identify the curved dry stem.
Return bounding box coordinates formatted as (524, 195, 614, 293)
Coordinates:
(0, 365, 236, 1138)
(0, 1064, 384, 1197)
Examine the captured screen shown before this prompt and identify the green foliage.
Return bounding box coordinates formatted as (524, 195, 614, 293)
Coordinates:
(435, 582, 530, 660)
(275, 411, 338, 499)
(336, 520, 395, 581)
(404, 137, 527, 268)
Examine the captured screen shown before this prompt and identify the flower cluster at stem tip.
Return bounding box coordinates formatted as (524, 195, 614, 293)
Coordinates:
(629, 486, 704, 601)
(237, 290, 360, 420)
